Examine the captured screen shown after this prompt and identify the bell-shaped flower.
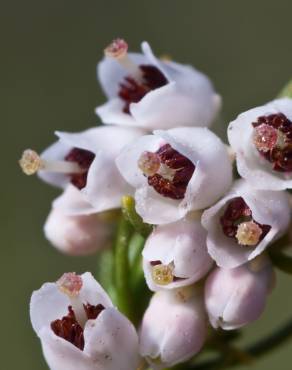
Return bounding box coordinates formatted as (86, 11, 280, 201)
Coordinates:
(96, 39, 221, 130)
(228, 98, 292, 190)
(30, 272, 140, 370)
(202, 179, 290, 268)
(139, 287, 207, 369)
(19, 126, 143, 212)
(205, 256, 275, 330)
(116, 127, 233, 224)
(143, 217, 213, 291)
(44, 186, 114, 255)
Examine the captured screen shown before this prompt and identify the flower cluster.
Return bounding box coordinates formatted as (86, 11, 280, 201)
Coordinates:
(20, 39, 292, 370)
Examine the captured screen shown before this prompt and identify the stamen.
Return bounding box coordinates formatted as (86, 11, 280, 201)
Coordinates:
(252, 113, 292, 172)
(235, 221, 262, 246)
(57, 273, 87, 328)
(19, 149, 82, 176)
(104, 38, 143, 81)
(138, 144, 195, 200)
(220, 197, 271, 247)
(151, 263, 174, 285)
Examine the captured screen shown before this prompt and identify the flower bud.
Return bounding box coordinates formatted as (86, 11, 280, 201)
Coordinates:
(202, 179, 290, 268)
(205, 256, 275, 330)
(139, 287, 207, 369)
(44, 186, 114, 255)
(143, 218, 213, 291)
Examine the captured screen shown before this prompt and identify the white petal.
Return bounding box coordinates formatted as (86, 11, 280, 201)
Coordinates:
(30, 282, 69, 334)
(83, 308, 139, 370)
(96, 99, 139, 127)
(39, 328, 92, 370)
(116, 135, 163, 188)
(98, 52, 148, 99)
(79, 272, 113, 309)
(39, 140, 72, 188)
(52, 185, 96, 216)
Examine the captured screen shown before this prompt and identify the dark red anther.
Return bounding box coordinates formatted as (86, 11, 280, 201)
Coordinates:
(147, 144, 195, 200)
(252, 113, 292, 172)
(51, 304, 105, 350)
(118, 64, 168, 114)
(65, 148, 95, 189)
(220, 197, 271, 245)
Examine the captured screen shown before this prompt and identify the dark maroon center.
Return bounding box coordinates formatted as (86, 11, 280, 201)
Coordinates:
(65, 148, 95, 190)
(146, 144, 195, 200)
(51, 303, 105, 350)
(118, 64, 168, 114)
(252, 113, 292, 172)
(220, 197, 271, 244)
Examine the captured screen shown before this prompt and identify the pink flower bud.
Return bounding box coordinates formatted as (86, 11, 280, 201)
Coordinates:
(205, 256, 275, 330)
(97, 41, 221, 130)
(139, 288, 207, 369)
(44, 186, 113, 255)
(30, 272, 140, 370)
(143, 218, 213, 291)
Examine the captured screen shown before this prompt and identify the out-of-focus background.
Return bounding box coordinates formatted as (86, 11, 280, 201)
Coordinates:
(1, 0, 292, 369)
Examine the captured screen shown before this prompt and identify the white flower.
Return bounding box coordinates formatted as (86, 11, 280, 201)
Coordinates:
(143, 218, 213, 291)
(201, 180, 290, 268)
(20, 126, 143, 212)
(228, 98, 292, 190)
(139, 287, 207, 369)
(205, 256, 275, 330)
(30, 272, 140, 370)
(96, 39, 221, 130)
(44, 186, 114, 255)
(116, 127, 233, 224)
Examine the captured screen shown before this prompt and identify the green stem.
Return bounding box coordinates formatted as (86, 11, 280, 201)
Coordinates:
(114, 214, 133, 320)
(182, 318, 292, 370)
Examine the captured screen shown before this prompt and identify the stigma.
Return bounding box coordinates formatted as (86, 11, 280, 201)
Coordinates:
(220, 197, 271, 247)
(252, 113, 292, 172)
(151, 263, 174, 285)
(19, 147, 95, 189)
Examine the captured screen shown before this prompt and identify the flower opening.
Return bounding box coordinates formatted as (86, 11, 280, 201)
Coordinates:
(220, 197, 271, 246)
(138, 144, 195, 200)
(252, 113, 292, 172)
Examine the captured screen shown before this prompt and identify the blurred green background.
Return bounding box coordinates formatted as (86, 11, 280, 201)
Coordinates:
(1, 0, 292, 369)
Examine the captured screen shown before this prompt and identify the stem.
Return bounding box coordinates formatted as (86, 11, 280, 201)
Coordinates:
(114, 214, 133, 320)
(183, 318, 292, 370)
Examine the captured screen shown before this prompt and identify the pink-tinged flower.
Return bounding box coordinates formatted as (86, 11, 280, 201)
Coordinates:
(30, 272, 140, 370)
(96, 39, 221, 130)
(19, 126, 143, 212)
(228, 98, 292, 190)
(143, 218, 213, 291)
(44, 186, 114, 255)
(201, 180, 290, 268)
(205, 256, 275, 330)
(116, 127, 233, 224)
(139, 287, 207, 369)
